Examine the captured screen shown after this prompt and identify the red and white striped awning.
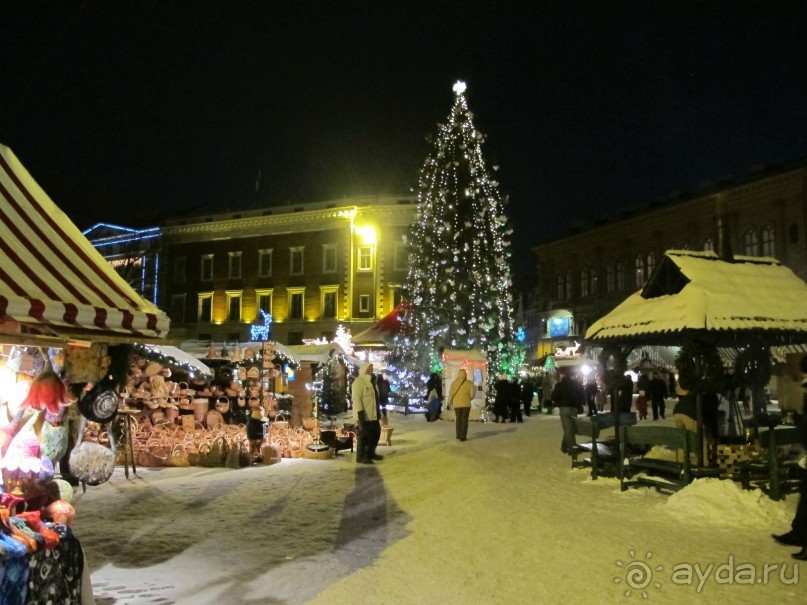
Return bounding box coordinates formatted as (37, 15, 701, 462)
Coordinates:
(0, 144, 170, 340)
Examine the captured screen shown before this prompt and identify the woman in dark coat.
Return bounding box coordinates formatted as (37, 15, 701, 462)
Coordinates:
(493, 375, 510, 422)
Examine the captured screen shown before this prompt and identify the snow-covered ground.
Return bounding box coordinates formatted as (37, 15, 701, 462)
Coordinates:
(72, 410, 803, 604)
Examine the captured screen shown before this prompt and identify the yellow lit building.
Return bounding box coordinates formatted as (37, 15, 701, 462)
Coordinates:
(159, 196, 417, 345)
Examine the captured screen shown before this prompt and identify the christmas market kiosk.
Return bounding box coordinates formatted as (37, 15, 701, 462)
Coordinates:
(585, 248, 807, 486)
(0, 143, 171, 603)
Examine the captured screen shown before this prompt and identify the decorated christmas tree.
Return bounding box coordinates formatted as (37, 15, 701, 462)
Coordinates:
(388, 81, 522, 398)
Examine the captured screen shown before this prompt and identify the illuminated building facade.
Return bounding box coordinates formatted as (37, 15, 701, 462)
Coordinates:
(83, 223, 162, 305)
(158, 196, 416, 345)
(525, 161, 807, 360)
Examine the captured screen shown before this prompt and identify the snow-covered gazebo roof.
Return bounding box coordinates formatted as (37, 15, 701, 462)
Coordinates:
(585, 250, 807, 346)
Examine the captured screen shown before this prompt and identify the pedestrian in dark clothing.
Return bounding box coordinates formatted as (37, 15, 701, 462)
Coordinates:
(637, 373, 651, 397)
(425, 372, 442, 403)
(648, 372, 668, 419)
(584, 380, 599, 416)
(508, 377, 523, 422)
(521, 379, 534, 417)
(377, 374, 390, 420)
(772, 412, 807, 560)
(702, 391, 720, 464)
(553, 371, 584, 454)
(619, 374, 634, 413)
(492, 375, 510, 422)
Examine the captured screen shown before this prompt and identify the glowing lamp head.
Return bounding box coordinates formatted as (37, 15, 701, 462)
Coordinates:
(354, 225, 376, 244)
(453, 81, 467, 95)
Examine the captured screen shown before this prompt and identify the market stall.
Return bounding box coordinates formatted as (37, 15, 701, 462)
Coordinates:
(0, 143, 170, 603)
(585, 248, 807, 467)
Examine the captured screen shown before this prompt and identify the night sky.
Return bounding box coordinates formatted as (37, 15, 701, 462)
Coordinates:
(3, 2, 807, 291)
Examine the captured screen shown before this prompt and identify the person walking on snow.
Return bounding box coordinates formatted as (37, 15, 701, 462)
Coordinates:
(352, 362, 382, 464)
(448, 368, 475, 441)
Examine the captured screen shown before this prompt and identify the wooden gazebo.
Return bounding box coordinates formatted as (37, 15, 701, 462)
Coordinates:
(585, 249, 807, 461)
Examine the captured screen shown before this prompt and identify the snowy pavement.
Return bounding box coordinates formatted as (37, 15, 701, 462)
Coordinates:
(72, 411, 802, 604)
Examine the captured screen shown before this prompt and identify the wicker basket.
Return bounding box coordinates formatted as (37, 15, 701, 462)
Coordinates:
(303, 447, 333, 460)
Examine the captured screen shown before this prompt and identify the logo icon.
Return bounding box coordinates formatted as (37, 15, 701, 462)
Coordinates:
(615, 550, 663, 598)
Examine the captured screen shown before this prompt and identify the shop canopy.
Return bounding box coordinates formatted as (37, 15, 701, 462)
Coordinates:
(352, 304, 409, 347)
(585, 250, 807, 347)
(0, 144, 170, 342)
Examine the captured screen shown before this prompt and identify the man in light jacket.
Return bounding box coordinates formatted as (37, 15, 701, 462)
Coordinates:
(352, 362, 381, 464)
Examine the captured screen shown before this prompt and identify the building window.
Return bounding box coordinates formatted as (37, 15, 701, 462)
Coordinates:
(579, 268, 589, 298)
(743, 229, 758, 256)
(170, 293, 185, 322)
(358, 246, 373, 271)
(288, 331, 304, 345)
(200, 254, 213, 281)
(605, 263, 615, 293)
(289, 290, 304, 319)
(703, 238, 714, 252)
(258, 249, 273, 277)
(256, 289, 273, 316)
(198, 293, 212, 322)
(760, 225, 775, 257)
(616, 262, 626, 291)
(589, 267, 598, 296)
(173, 257, 186, 284)
(634, 255, 645, 288)
(359, 294, 371, 314)
(556, 273, 565, 301)
(228, 252, 242, 279)
(226, 291, 242, 322)
(322, 244, 337, 273)
(565, 272, 572, 300)
(789, 223, 799, 244)
(321, 289, 337, 319)
(394, 244, 409, 271)
(290, 247, 304, 275)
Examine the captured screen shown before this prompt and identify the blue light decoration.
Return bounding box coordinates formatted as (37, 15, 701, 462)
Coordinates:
(548, 316, 571, 338)
(515, 327, 526, 342)
(250, 310, 273, 341)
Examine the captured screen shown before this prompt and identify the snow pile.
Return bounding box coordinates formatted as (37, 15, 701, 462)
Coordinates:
(662, 477, 796, 528)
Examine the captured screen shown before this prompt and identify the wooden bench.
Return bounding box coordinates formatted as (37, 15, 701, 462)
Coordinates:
(620, 425, 719, 494)
(738, 426, 803, 500)
(571, 413, 637, 479)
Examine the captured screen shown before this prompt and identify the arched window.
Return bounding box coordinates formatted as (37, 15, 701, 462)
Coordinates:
(634, 254, 645, 288)
(616, 261, 626, 291)
(703, 238, 714, 252)
(556, 273, 565, 301)
(646, 252, 655, 278)
(760, 225, 775, 257)
(589, 267, 598, 296)
(580, 268, 589, 297)
(605, 263, 615, 293)
(743, 229, 758, 256)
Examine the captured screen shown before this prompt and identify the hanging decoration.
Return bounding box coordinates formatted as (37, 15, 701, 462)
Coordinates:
(674, 341, 724, 393)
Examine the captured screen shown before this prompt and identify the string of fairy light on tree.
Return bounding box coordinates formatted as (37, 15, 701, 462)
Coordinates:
(388, 81, 523, 396)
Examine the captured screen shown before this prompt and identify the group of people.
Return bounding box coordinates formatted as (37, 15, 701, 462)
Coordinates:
(350, 362, 390, 465)
(491, 376, 536, 423)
